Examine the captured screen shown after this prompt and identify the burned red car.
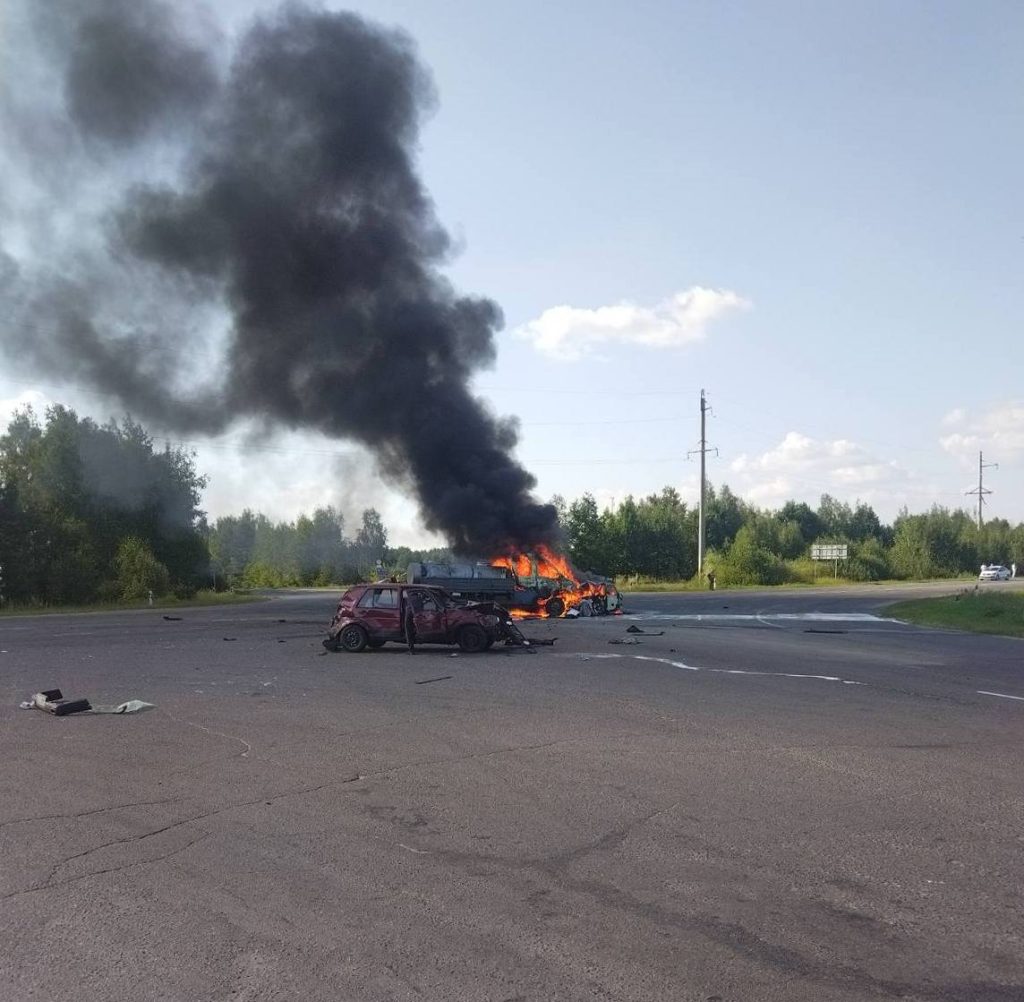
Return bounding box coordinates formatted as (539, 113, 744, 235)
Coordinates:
(324, 583, 515, 653)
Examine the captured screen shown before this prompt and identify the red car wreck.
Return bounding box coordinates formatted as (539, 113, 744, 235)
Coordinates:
(323, 582, 523, 653)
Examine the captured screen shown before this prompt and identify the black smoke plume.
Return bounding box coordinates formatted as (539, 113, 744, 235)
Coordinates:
(0, 0, 559, 554)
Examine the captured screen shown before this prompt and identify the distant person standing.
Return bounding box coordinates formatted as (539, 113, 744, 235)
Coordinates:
(707, 569, 716, 591)
(404, 590, 422, 654)
(374, 559, 386, 581)
(1013, 563, 1018, 579)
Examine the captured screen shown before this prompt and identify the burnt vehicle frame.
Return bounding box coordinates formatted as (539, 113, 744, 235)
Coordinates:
(324, 582, 522, 653)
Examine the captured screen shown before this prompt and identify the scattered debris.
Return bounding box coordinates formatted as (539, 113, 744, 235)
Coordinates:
(609, 637, 642, 645)
(277, 618, 287, 623)
(21, 689, 91, 715)
(415, 675, 453, 685)
(163, 615, 183, 621)
(20, 689, 154, 715)
(626, 626, 664, 636)
(277, 639, 286, 643)
(448, 652, 459, 658)
(804, 629, 848, 635)
(565, 607, 580, 618)
(223, 637, 237, 642)
(90, 699, 155, 714)
(523, 637, 557, 646)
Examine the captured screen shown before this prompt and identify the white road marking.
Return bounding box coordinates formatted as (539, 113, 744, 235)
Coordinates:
(977, 690, 1024, 702)
(570, 653, 864, 686)
(624, 611, 900, 624)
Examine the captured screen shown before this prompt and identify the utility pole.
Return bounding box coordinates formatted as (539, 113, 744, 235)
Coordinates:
(965, 450, 997, 530)
(688, 389, 718, 575)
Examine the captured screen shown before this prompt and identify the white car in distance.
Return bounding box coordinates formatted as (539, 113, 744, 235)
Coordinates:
(979, 564, 1012, 581)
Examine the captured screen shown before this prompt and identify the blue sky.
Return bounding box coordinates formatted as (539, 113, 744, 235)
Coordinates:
(3, 1, 1022, 544)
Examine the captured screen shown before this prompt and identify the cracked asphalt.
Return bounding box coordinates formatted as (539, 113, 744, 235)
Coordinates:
(2, 584, 1023, 1001)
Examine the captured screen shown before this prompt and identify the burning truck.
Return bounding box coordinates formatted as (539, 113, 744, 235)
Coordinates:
(407, 545, 621, 618)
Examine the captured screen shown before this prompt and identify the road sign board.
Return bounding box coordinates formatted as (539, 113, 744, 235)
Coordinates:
(811, 544, 848, 561)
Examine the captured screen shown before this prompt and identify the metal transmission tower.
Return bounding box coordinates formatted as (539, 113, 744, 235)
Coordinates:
(965, 450, 997, 529)
(688, 389, 718, 574)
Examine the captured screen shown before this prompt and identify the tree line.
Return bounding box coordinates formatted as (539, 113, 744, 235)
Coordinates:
(558, 485, 1024, 585)
(2, 405, 1022, 606)
(0, 406, 207, 604)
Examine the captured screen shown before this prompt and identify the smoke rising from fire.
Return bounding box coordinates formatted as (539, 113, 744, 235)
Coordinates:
(0, 0, 559, 554)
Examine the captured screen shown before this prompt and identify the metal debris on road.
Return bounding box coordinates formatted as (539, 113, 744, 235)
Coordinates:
(21, 689, 91, 715)
(20, 689, 155, 715)
(162, 615, 183, 621)
(415, 675, 453, 685)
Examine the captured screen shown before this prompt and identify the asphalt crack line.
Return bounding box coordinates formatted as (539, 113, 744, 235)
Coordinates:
(162, 711, 253, 758)
(0, 797, 181, 831)
(2, 778, 360, 901)
(1, 833, 214, 902)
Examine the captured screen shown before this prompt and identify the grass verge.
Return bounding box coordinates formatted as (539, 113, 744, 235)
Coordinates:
(0, 589, 265, 617)
(887, 590, 1024, 638)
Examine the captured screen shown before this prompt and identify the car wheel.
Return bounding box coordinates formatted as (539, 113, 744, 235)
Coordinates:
(591, 596, 607, 615)
(339, 624, 368, 652)
(545, 596, 565, 618)
(457, 624, 488, 653)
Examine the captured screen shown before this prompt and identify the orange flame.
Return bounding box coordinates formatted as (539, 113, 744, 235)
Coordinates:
(490, 544, 610, 618)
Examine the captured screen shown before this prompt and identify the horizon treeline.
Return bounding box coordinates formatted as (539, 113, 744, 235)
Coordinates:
(2, 406, 1022, 605)
(556, 486, 1024, 586)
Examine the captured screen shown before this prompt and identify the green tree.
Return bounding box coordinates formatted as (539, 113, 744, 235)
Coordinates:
(565, 493, 609, 572)
(114, 537, 171, 600)
(705, 484, 746, 551)
(0, 406, 207, 603)
(777, 501, 822, 543)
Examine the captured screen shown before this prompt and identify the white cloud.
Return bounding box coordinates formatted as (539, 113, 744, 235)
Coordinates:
(0, 387, 52, 427)
(729, 431, 913, 514)
(940, 401, 1024, 460)
(514, 286, 750, 360)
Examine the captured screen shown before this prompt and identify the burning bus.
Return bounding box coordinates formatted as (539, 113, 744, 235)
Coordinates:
(407, 545, 621, 618)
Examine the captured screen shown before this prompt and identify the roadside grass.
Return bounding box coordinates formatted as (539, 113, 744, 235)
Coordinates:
(623, 577, 863, 592)
(620, 576, 975, 593)
(887, 590, 1024, 638)
(0, 589, 264, 618)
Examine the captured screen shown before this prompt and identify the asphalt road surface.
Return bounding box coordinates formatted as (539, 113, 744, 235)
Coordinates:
(2, 583, 1023, 1002)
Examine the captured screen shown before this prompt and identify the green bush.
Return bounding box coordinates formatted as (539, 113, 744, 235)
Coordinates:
(114, 537, 171, 601)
